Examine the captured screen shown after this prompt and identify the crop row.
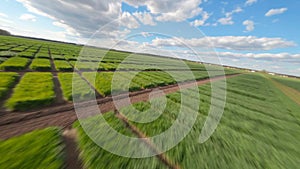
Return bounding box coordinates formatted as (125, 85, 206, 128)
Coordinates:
(58, 73, 93, 101)
(0, 127, 64, 169)
(30, 58, 51, 71)
(0, 72, 19, 99)
(0, 57, 30, 70)
(5, 72, 55, 111)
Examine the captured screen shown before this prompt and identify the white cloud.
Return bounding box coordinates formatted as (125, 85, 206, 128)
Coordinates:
(119, 12, 140, 29)
(19, 13, 36, 22)
(133, 12, 156, 26)
(243, 20, 254, 32)
(218, 52, 300, 59)
(191, 11, 210, 26)
(17, 0, 122, 37)
(265, 8, 287, 17)
(0, 13, 13, 25)
(218, 16, 233, 25)
(245, 0, 257, 6)
(0, 13, 8, 18)
(53, 21, 80, 36)
(141, 32, 153, 37)
(151, 36, 296, 51)
(218, 7, 243, 25)
(124, 0, 203, 22)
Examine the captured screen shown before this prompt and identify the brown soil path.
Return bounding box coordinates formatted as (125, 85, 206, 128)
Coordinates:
(62, 129, 83, 169)
(49, 48, 66, 104)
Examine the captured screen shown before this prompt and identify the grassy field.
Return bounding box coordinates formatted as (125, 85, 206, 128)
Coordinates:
(0, 57, 30, 70)
(54, 60, 73, 71)
(30, 58, 51, 71)
(5, 72, 55, 111)
(58, 73, 93, 101)
(0, 127, 64, 169)
(0, 72, 18, 99)
(271, 76, 300, 92)
(73, 74, 300, 169)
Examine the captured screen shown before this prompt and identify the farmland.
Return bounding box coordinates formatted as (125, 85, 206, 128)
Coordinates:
(0, 127, 64, 169)
(0, 35, 299, 169)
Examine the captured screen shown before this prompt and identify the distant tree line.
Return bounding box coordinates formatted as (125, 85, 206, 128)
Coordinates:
(0, 29, 11, 36)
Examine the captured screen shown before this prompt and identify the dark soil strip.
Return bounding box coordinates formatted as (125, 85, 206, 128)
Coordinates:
(115, 111, 181, 169)
(49, 48, 65, 104)
(0, 110, 77, 139)
(0, 74, 240, 139)
(0, 72, 25, 112)
(62, 129, 83, 169)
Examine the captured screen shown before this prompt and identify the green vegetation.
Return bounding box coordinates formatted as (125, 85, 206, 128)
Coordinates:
(82, 72, 141, 96)
(5, 72, 55, 111)
(17, 51, 35, 58)
(35, 52, 50, 59)
(73, 74, 300, 168)
(0, 57, 7, 63)
(69, 61, 98, 70)
(0, 51, 16, 57)
(272, 76, 300, 92)
(73, 112, 168, 169)
(0, 72, 18, 99)
(54, 60, 73, 71)
(51, 54, 65, 60)
(30, 58, 51, 71)
(0, 127, 64, 169)
(58, 73, 93, 101)
(0, 57, 30, 70)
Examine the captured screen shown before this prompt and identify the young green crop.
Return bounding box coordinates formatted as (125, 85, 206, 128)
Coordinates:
(58, 73, 93, 101)
(30, 58, 51, 71)
(76, 73, 299, 169)
(54, 60, 73, 71)
(5, 72, 55, 111)
(0, 72, 18, 99)
(0, 51, 16, 57)
(51, 54, 65, 60)
(69, 61, 98, 70)
(17, 51, 35, 58)
(166, 74, 300, 168)
(0, 127, 64, 169)
(0, 57, 30, 70)
(82, 72, 142, 96)
(73, 112, 168, 169)
(35, 52, 50, 59)
(0, 57, 7, 64)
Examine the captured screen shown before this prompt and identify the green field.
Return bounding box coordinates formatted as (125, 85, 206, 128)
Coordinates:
(0, 57, 30, 70)
(0, 72, 18, 99)
(5, 72, 55, 111)
(272, 76, 300, 92)
(58, 73, 93, 101)
(0, 35, 299, 169)
(74, 74, 300, 169)
(30, 58, 51, 71)
(0, 127, 64, 169)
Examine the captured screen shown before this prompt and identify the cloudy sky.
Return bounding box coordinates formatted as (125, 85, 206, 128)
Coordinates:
(0, 0, 299, 76)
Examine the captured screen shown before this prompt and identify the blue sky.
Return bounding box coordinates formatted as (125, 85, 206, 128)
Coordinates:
(0, 0, 299, 76)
